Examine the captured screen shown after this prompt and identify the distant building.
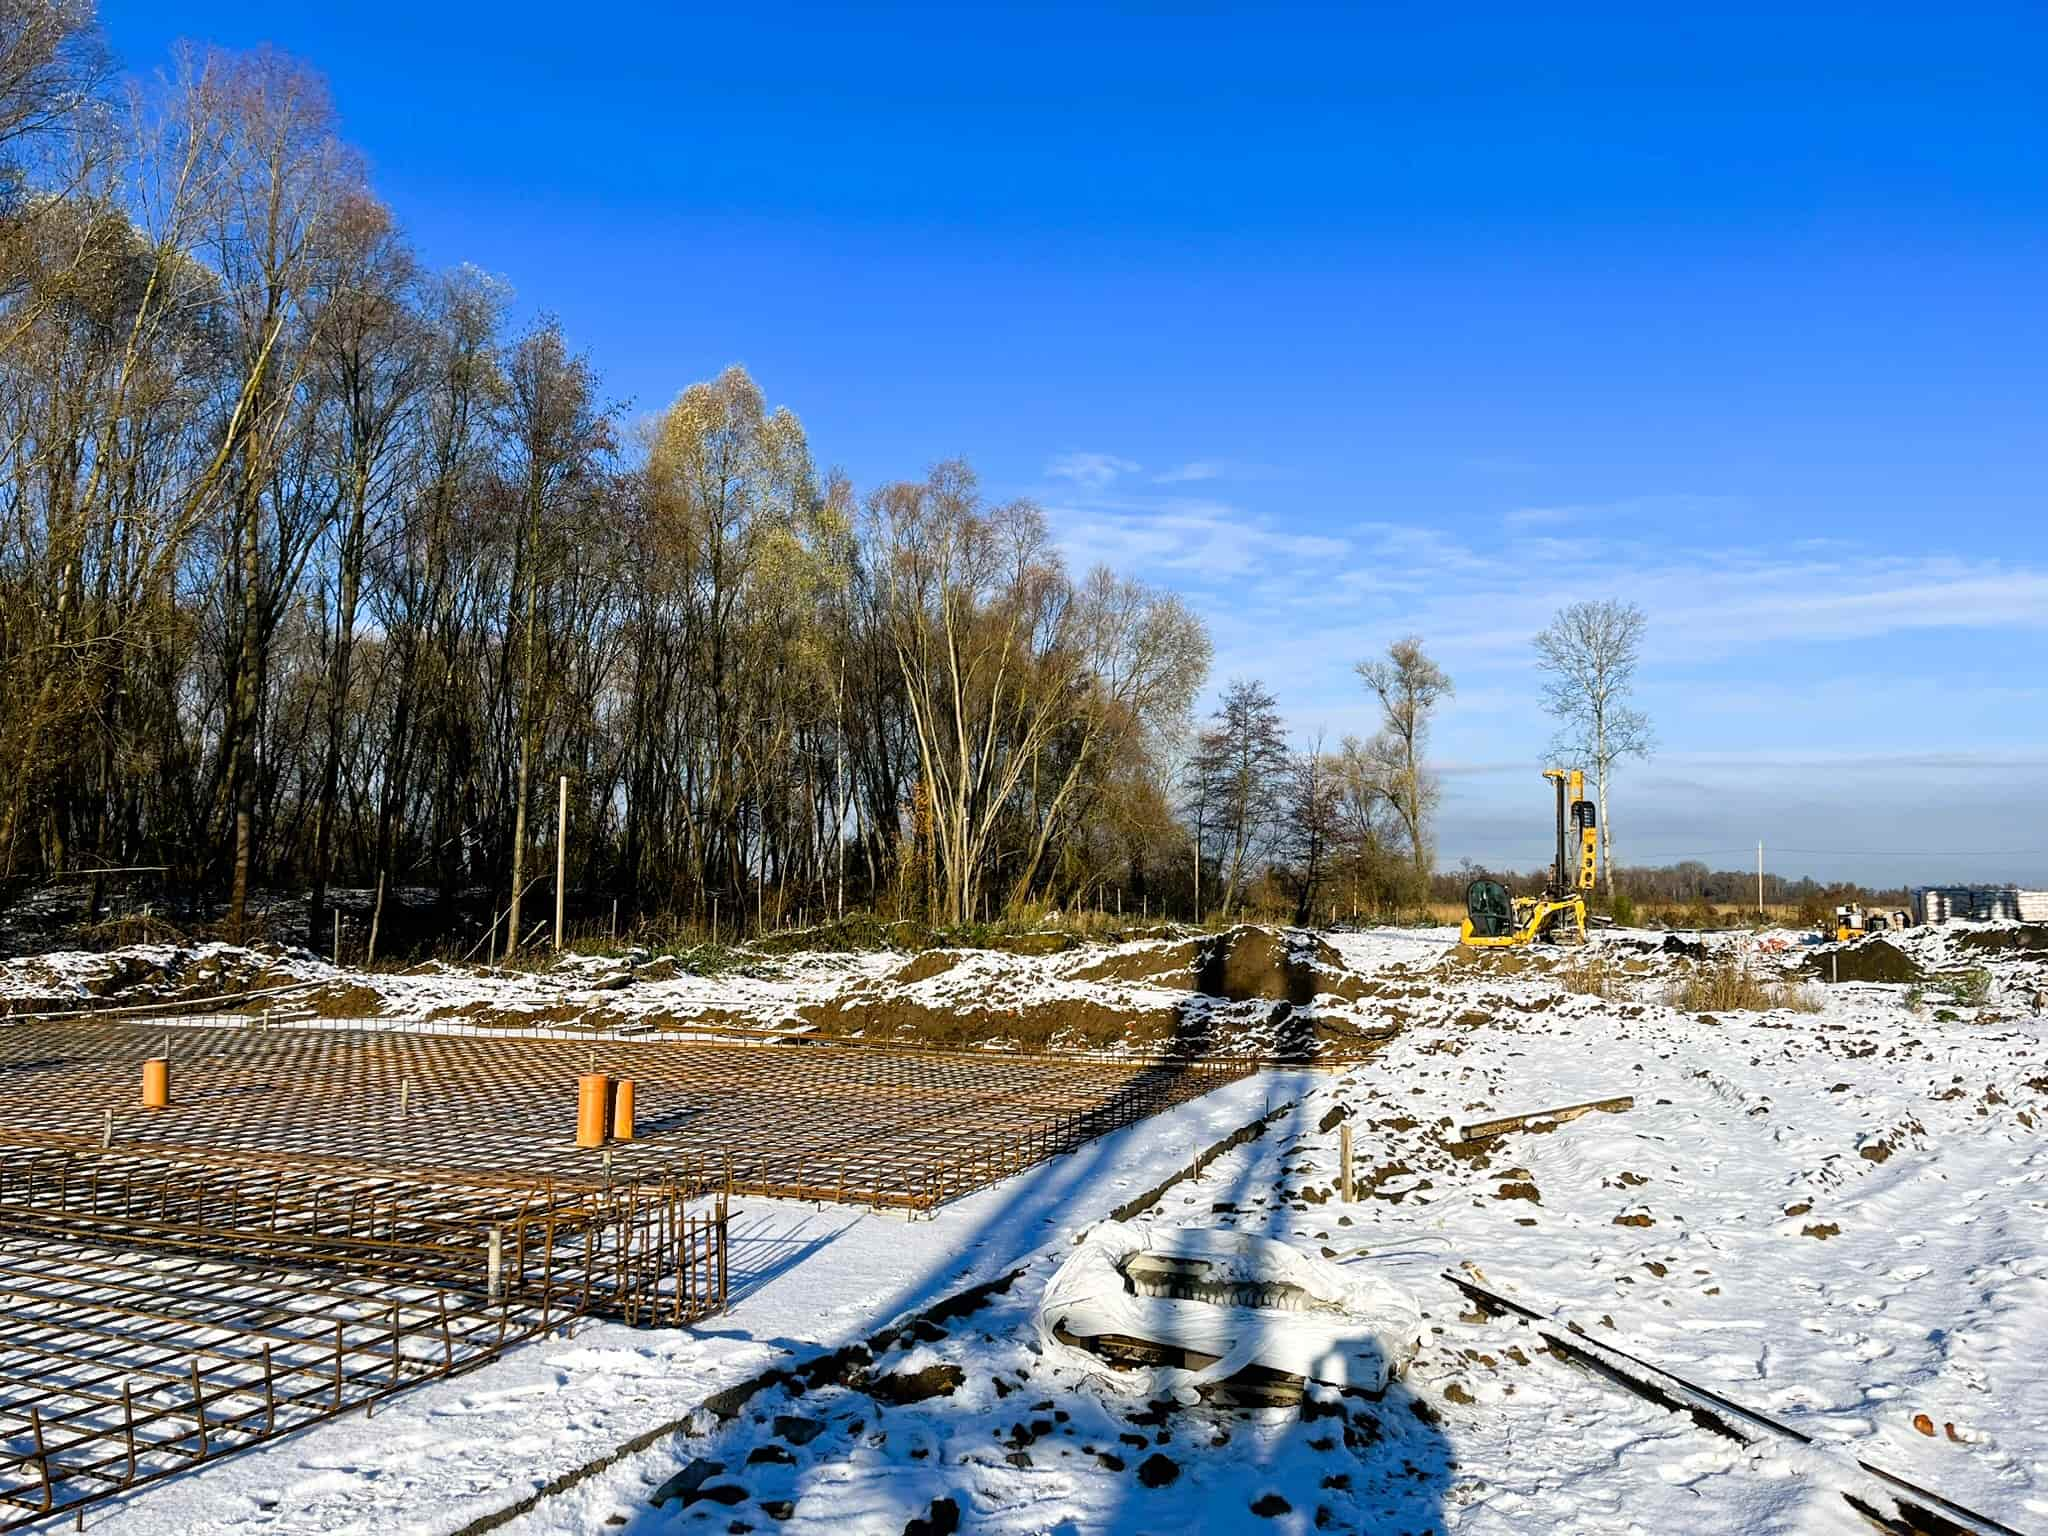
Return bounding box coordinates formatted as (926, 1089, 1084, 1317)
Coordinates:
(1914, 886, 2048, 924)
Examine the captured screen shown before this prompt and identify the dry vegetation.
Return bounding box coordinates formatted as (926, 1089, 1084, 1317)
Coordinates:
(1559, 952, 1632, 1000)
(1666, 953, 1820, 1013)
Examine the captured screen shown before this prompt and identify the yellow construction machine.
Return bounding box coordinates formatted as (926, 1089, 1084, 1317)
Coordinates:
(1460, 768, 1599, 948)
(1824, 904, 1911, 943)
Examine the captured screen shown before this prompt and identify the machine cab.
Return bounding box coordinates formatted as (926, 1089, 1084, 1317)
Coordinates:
(1465, 878, 1516, 939)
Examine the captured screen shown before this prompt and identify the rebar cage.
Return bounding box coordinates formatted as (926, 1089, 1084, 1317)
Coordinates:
(0, 1147, 726, 1529)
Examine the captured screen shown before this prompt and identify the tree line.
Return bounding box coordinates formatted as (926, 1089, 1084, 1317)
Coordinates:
(2, 7, 1673, 952)
(0, 19, 1230, 947)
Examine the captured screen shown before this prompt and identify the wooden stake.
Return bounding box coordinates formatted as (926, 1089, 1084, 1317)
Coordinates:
(368, 870, 386, 965)
(1339, 1120, 1354, 1203)
(333, 909, 341, 967)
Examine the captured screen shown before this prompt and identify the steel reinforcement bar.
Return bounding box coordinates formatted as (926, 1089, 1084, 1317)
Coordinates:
(0, 1021, 1257, 1210)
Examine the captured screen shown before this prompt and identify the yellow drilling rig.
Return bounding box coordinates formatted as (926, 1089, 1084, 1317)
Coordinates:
(1460, 768, 1599, 948)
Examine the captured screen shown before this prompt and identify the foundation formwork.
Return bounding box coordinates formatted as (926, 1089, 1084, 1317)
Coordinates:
(0, 1145, 726, 1530)
(0, 1020, 1252, 1208)
(0, 1018, 1248, 1528)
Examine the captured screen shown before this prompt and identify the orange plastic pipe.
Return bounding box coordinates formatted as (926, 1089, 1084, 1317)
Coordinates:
(141, 1057, 169, 1109)
(576, 1073, 609, 1148)
(612, 1078, 635, 1142)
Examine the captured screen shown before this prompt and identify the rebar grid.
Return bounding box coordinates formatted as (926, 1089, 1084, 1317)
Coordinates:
(0, 1146, 728, 1531)
(0, 1019, 1240, 1528)
(0, 1147, 728, 1326)
(0, 1226, 534, 1525)
(0, 1021, 1251, 1208)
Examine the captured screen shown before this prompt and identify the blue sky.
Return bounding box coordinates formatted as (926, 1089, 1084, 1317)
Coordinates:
(100, 1, 2048, 885)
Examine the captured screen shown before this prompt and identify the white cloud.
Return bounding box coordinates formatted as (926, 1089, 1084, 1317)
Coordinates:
(1151, 458, 1285, 485)
(1044, 451, 1139, 489)
(1051, 498, 1349, 586)
(1503, 493, 1747, 530)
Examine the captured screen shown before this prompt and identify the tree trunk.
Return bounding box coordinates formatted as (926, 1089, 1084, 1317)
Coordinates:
(310, 480, 368, 942)
(228, 479, 262, 941)
(506, 548, 540, 955)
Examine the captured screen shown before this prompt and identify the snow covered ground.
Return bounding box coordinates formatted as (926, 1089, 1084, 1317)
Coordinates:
(10, 921, 2047, 1534)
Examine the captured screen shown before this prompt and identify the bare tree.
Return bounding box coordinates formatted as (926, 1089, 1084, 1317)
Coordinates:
(0, 23, 1224, 946)
(306, 191, 422, 940)
(1281, 735, 1341, 927)
(500, 319, 612, 954)
(1533, 599, 1653, 898)
(193, 47, 363, 937)
(1197, 677, 1288, 919)
(1356, 635, 1452, 901)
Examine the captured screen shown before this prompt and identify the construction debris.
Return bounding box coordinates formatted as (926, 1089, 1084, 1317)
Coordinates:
(1036, 1222, 1421, 1403)
(1457, 1095, 1635, 1143)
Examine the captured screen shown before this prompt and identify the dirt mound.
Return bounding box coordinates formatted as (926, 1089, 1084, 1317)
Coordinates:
(306, 982, 386, 1018)
(800, 994, 1182, 1053)
(892, 951, 963, 985)
(1803, 939, 1923, 983)
(1957, 924, 2048, 953)
(982, 930, 1085, 957)
(1195, 927, 1348, 1005)
(1067, 942, 1201, 986)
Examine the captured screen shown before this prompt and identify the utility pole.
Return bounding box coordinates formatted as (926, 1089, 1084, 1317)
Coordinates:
(555, 775, 569, 952)
(1757, 840, 1764, 917)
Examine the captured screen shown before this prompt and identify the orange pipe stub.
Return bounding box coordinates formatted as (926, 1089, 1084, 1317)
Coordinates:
(612, 1078, 635, 1142)
(576, 1072, 609, 1148)
(141, 1057, 169, 1110)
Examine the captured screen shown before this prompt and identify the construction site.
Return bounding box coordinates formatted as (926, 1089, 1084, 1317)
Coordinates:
(0, 912, 2042, 1536)
(0, 1001, 1254, 1532)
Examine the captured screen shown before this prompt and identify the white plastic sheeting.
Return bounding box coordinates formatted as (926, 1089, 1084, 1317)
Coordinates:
(1035, 1221, 1422, 1397)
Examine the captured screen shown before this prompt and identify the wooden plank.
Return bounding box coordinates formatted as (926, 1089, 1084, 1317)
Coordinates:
(1458, 1095, 1634, 1142)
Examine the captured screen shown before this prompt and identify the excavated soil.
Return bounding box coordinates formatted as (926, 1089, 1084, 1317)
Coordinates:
(1958, 924, 2048, 953)
(1194, 926, 1355, 1003)
(1802, 939, 1924, 984)
(799, 994, 1185, 1053)
(1067, 943, 1201, 986)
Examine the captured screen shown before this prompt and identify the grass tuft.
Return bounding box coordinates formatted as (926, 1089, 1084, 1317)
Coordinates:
(1667, 953, 1820, 1013)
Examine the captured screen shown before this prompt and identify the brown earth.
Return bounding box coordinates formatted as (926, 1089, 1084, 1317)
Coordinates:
(1194, 926, 1354, 1004)
(798, 994, 1185, 1053)
(892, 951, 964, 985)
(1958, 924, 2048, 953)
(1801, 939, 1923, 984)
(1067, 942, 1201, 986)
(306, 982, 387, 1018)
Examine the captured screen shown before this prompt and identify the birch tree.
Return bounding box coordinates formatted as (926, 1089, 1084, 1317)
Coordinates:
(1533, 599, 1653, 898)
